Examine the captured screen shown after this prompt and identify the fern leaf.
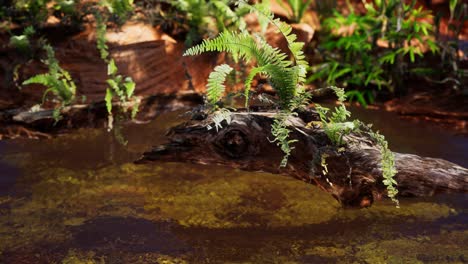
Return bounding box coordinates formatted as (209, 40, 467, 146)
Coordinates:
(23, 73, 52, 86)
(253, 0, 271, 33)
(105, 88, 113, 114)
(244, 66, 266, 107)
(237, 0, 308, 69)
(206, 64, 234, 105)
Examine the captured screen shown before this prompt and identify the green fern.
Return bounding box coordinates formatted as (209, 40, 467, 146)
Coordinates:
(368, 129, 399, 207)
(184, 0, 311, 166)
(100, 0, 134, 25)
(316, 87, 399, 206)
(96, 17, 139, 131)
(23, 43, 76, 121)
(184, 31, 304, 107)
(269, 112, 298, 167)
(207, 108, 232, 132)
(206, 64, 233, 105)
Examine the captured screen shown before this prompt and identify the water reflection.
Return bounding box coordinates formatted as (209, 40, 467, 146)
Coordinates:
(347, 105, 468, 167)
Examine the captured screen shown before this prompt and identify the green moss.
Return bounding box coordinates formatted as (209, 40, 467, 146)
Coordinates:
(338, 200, 454, 222)
(61, 250, 105, 264)
(354, 230, 468, 263)
(304, 246, 347, 257)
(141, 163, 340, 228)
(59, 249, 189, 264)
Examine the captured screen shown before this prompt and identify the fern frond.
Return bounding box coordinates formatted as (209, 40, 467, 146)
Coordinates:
(236, 0, 308, 70)
(269, 112, 298, 167)
(206, 64, 234, 105)
(236, 0, 308, 97)
(207, 108, 232, 132)
(23, 73, 53, 86)
(252, 0, 271, 33)
(244, 66, 266, 107)
(184, 31, 258, 62)
(262, 64, 299, 106)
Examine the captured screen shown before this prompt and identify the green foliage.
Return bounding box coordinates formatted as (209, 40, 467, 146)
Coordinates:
(433, 0, 467, 92)
(269, 112, 298, 167)
(309, 0, 438, 105)
(315, 87, 399, 205)
(9, 25, 35, 54)
(207, 108, 233, 132)
(368, 129, 399, 207)
(315, 87, 357, 146)
(52, 0, 89, 27)
(167, 0, 248, 46)
(22, 43, 76, 121)
(206, 64, 234, 106)
(184, 0, 311, 165)
(12, 0, 50, 26)
(276, 0, 313, 23)
(100, 0, 134, 25)
(449, 0, 458, 21)
(96, 15, 109, 61)
(184, 1, 308, 108)
(96, 18, 139, 131)
(184, 0, 398, 201)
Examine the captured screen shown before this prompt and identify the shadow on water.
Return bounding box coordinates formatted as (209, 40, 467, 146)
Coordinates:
(0, 141, 21, 196)
(70, 216, 189, 254)
(0, 108, 467, 263)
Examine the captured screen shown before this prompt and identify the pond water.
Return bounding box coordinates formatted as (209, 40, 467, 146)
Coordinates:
(0, 108, 467, 263)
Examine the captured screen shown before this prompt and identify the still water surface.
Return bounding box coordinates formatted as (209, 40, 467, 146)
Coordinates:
(0, 109, 467, 263)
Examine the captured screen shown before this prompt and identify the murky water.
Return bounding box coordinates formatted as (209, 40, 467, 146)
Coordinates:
(0, 109, 467, 263)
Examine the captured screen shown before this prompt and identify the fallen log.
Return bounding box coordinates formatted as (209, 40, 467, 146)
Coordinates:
(0, 92, 203, 139)
(137, 110, 468, 207)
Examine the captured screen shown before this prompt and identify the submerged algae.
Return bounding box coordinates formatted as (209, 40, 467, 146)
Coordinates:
(0, 118, 467, 263)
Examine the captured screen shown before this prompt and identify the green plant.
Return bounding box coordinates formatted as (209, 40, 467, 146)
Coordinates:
(11, 0, 50, 27)
(206, 64, 234, 105)
(315, 88, 359, 146)
(184, 0, 398, 204)
(368, 129, 399, 206)
(96, 17, 139, 131)
(276, 0, 313, 23)
(314, 87, 398, 205)
(52, 0, 91, 27)
(184, 8, 308, 108)
(167, 0, 252, 46)
(100, 0, 134, 25)
(9, 25, 35, 54)
(432, 0, 467, 92)
(308, 0, 438, 105)
(22, 43, 76, 121)
(269, 111, 298, 167)
(184, 0, 309, 165)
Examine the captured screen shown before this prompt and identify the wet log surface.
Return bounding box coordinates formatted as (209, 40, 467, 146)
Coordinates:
(137, 110, 468, 207)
